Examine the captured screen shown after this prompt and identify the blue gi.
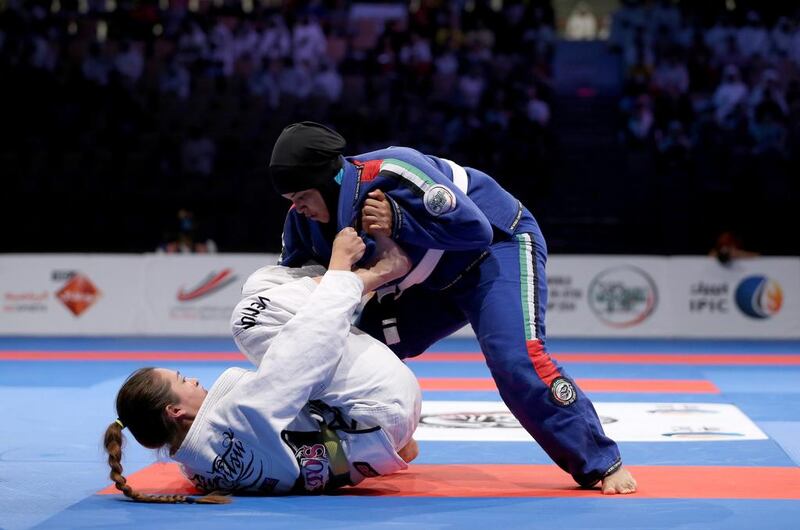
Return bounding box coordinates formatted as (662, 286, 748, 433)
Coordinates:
(279, 146, 621, 486)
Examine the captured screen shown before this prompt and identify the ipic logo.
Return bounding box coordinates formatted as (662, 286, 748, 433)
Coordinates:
(56, 273, 101, 316)
(735, 276, 783, 319)
(588, 266, 658, 328)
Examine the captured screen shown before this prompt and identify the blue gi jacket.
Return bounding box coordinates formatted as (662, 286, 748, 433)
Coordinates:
(279, 146, 536, 290)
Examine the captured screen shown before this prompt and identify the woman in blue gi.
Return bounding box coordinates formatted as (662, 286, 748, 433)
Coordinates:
(269, 122, 636, 494)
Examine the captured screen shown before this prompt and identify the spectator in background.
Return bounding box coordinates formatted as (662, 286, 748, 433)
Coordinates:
(750, 104, 788, 157)
(737, 11, 769, 60)
(159, 55, 191, 100)
(157, 208, 217, 254)
(114, 40, 144, 85)
(292, 15, 326, 72)
(279, 57, 313, 101)
(312, 59, 343, 103)
(249, 57, 282, 109)
(652, 53, 689, 95)
(566, 1, 598, 40)
(458, 65, 485, 109)
(705, 15, 737, 59)
(770, 17, 794, 59)
(181, 126, 216, 178)
(176, 20, 207, 67)
(713, 65, 748, 125)
(259, 16, 291, 62)
(525, 85, 550, 127)
(749, 69, 789, 118)
(627, 94, 654, 145)
(82, 42, 111, 86)
(709, 230, 758, 266)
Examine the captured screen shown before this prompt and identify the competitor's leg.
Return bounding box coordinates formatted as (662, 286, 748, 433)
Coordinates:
(453, 232, 624, 488)
(357, 286, 468, 359)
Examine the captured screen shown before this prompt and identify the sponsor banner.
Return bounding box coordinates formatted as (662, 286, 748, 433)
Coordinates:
(0, 255, 143, 335)
(1, 255, 797, 337)
(416, 401, 768, 442)
(141, 254, 279, 336)
(544, 256, 672, 337)
(669, 257, 800, 338)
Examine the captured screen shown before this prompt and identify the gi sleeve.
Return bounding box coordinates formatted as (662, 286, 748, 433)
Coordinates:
(372, 157, 493, 250)
(231, 273, 318, 367)
(228, 270, 363, 429)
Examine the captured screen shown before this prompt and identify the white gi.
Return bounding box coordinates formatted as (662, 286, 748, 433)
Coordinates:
(173, 268, 421, 495)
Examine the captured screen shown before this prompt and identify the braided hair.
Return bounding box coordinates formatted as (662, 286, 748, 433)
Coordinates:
(102, 367, 230, 504)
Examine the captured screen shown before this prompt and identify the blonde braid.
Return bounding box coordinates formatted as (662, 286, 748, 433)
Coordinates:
(103, 422, 230, 504)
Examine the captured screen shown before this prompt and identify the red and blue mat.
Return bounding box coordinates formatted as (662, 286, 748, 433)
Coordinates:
(1, 337, 799, 529)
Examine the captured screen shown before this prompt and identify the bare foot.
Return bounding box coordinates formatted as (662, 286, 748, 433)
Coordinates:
(601, 466, 637, 495)
(397, 438, 419, 463)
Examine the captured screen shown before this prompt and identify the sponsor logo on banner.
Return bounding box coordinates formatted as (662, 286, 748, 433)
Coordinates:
(689, 281, 730, 313)
(177, 269, 237, 301)
(3, 291, 49, 313)
(415, 401, 767, 442)
(56, 273, 101, 316)
(735, 275, 783, 319)
(547, 275, 581, 312)
(587, 266, 658, 328)
(169, 269, 239, 321)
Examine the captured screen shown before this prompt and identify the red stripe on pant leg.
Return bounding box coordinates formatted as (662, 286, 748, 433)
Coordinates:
(527, 339, 561, 386)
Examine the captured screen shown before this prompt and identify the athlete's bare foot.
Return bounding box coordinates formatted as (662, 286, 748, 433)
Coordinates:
(397, 438, 419, 463)
(601, 466, 637, 495)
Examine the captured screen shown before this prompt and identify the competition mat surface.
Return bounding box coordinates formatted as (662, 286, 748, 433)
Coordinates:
(2, 337, 799, 529)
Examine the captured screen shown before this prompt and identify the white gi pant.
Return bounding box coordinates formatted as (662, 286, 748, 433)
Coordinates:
(231, 265, 421, 452)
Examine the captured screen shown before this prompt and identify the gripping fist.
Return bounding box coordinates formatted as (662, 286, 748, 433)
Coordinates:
(361, 190, 393, 237)
(329, 227, 366, 271)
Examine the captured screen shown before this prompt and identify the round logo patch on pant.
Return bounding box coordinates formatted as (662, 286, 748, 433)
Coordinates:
(551, 377, 577, 406)
(423, 185, 456, 216)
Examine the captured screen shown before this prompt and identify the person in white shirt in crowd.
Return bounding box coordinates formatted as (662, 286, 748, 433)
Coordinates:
(249, 57, 282, 109)
(713, 64, 749, 125)
(566, 1, 598, 40)
(292, 15, 327, 72)
(312, 59, 343, 103)
(233, 21, 260, 63)
(209, 19, 235, 77)
(159, 55, 191, 101)
(458, 65, 486, 109)
(82, 42, 111, 86)
(181, 126, 216, 177)
(770, 17, 795, 59)
(748, 69, 788, 118)
(114, 41, 144, 84)
(103, 228, 421, 502)
(176, 20, 207, 67)
(627, 94, 654, 143)
(737, 11, 769, 60)
(400, 32, 433, 74)
(259, 15, 291, 62)
(279, 58, 314, 101)
(526, 85, 551, 127)
(652, 54, 689, 95)
(648, 0, 681, 37)
(705, 16, 737, 59)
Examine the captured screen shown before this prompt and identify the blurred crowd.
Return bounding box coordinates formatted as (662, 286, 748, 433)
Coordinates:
(610, 0, 799, 254)
(0, 0, 555, 252)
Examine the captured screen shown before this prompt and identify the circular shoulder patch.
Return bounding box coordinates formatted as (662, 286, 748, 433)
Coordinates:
(550, 377, 577, 406)
(423, 185, 457, 216)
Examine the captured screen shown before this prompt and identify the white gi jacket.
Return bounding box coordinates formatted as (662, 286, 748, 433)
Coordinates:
(173, 269, 420, 495)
